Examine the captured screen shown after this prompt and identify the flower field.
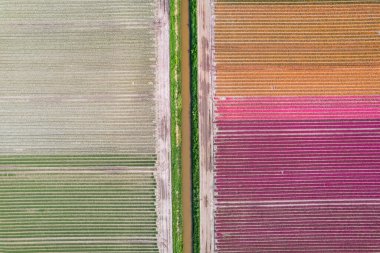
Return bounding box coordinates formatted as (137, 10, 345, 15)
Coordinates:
(210, 0, 380, 252)
(0, 0, 171, 252)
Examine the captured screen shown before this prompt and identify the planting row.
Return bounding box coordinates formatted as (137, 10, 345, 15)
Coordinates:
(214, 1, 380, 96)
(215, 96, 380, 121)
(0, 0, 167, 252)
(215, 203, 380, 252)
(214, 97, 380, 251)
(0, 170, 158, 252)
(212, 1, 380, 252)
(0, 0, 157, 155)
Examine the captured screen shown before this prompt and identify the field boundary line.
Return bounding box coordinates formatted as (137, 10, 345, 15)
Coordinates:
(198, 0, 215, 252)
(156, 0, 172, 252)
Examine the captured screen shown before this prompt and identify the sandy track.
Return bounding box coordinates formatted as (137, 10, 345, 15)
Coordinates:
(156, 0, 172, 252)
(198, 0, 215, 252)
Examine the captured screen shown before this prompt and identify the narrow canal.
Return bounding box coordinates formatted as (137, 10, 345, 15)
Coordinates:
(180, 0, 192, 252)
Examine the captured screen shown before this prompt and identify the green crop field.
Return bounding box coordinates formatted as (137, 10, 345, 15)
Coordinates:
(0, 169, 158, 252)
(0, 0, 170, 252)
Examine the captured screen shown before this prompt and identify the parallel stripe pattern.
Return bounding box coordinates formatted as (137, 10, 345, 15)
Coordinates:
(0, 0, 162, 252)
(213, 0, 380, 252)
(0, 0, 156, 155)
(214, 2, 380, 96)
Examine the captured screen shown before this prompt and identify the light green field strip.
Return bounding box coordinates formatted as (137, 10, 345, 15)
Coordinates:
(0, 0, 163, 252)
(0, 155, 156, 167)
(0, 171, 158, 252)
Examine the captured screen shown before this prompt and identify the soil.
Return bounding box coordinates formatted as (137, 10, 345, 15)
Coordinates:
(198, 0, 215, 252)
(156, 0, 172, 252)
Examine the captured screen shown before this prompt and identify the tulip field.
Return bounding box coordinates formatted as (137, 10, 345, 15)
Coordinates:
(0, 0, 171, 252)
(208, 0, 380, 252)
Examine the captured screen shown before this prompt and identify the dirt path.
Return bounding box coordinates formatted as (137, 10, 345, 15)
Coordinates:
(180, 0, 192, 252)
(156, 0, 172, 252)
(198, 0, 215, 252)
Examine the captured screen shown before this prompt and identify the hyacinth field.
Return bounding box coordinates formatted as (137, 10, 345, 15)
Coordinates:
(213, 0, 380, 252)
(0, 0, 169, 252)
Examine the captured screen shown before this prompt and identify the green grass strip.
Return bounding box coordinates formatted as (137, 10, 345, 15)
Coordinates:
(170, 0, 183, 252)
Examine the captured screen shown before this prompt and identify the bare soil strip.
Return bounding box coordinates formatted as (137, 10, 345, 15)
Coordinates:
(156, 0, 172, 252)
(198, 0, 215, 252)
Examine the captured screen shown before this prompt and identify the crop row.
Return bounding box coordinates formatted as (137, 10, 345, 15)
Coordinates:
(212, 1, 380, 252)
(215, 105, 380, 201)
(215, 203, 380, 252)
(214, 98, 380, 251)
(0, 170, 158, 252)
(0, 0, 158, 156)
(214, 1, 380, 97)
(0, 0, 162, 252)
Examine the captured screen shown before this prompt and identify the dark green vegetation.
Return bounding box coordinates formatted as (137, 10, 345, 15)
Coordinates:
(189, 0, 200, 252)
(170, 0, 183, 252)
